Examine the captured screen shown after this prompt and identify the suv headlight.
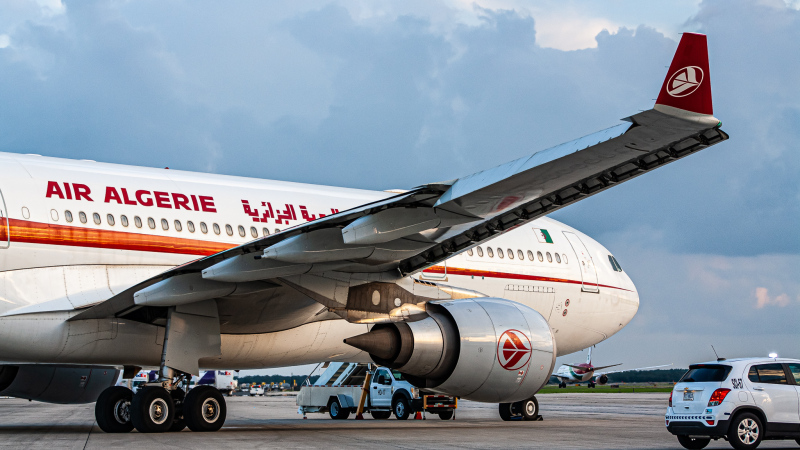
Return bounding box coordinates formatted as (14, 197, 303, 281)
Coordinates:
(411, 388, 420, 399)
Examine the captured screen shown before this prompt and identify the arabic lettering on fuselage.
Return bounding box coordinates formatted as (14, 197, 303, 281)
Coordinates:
(241, 200, 339, 225)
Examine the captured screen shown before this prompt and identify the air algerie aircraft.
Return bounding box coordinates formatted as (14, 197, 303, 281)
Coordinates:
(0, 33, 726, 432)
(551, 347, 672, 388)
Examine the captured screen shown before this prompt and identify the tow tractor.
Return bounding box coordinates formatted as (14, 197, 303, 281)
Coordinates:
(297, 362, 457, 420)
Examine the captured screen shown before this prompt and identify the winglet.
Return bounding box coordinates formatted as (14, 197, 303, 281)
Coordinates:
(654, 33, 719, 126)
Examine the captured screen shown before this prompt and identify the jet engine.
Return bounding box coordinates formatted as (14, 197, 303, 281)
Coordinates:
(0, 364, 120, 404)
(344, 298, 556, 403)
(597, 374, 609, 385)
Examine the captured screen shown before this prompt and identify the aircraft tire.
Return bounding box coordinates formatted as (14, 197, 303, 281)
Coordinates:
(95, 386, 134, 433)
(438, 410, 454, 420)
(131, 386, 175, 433)
(498, 403, 514, 421)
(518, 396, 539, 421)
(184, 386, 227, 432)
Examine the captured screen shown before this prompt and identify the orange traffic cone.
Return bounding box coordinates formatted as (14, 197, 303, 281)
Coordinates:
(414, 411, 422, 420)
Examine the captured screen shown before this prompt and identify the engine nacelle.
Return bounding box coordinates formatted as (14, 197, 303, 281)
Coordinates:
(598, 374, 609, 385)
(344, 298, 556, 403)
(0, 364, 120, 404)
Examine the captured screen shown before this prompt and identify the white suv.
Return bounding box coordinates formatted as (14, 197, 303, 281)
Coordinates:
(665, 357, 800, 449)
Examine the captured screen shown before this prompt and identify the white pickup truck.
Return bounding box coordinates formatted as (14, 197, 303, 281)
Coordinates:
(297, 362, 456, 420)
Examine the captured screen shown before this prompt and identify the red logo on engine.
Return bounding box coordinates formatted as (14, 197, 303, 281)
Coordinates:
(497, 329, 532, 371)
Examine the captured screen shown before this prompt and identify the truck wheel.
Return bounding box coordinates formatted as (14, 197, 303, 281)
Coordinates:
(95, 386, 134, 433)
(728, 412, 762, 450)
(371, 411, 391, 420)
(676, 435, 710, 449)
(328, 399, 350, 420)
(438, 410, 454, 420)
(392, 397, 411, 420)
(498, 403, 514, 421)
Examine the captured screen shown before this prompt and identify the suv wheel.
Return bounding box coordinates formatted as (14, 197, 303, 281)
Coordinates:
(676, 435, 710, 449)
(728, 412, 762, 450)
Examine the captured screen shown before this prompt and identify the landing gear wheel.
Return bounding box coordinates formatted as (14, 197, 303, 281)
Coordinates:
(95, 386, 134, 433)
(438, 410, 454, 420)
(559, 382, 566, 389)
(498, 403, 514, 421)
(328, 398, 350, 420)
(184, 386, 227, 432)
(676, 435, 710, 449)
(728, 412, 762, 450)
(130, 386, 175, 433)
(588, 382, 596, 388)
(370, 410, 391, 420)
(518, 396, 539, 421)
(392, 397, 411, 420)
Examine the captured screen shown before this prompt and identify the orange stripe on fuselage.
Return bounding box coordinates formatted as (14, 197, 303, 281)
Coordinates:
(7, 218, 235, 256)
(422, 265, 633, 292)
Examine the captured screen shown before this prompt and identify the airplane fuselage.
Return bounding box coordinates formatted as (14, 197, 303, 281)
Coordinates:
(0, 152, 639, 370)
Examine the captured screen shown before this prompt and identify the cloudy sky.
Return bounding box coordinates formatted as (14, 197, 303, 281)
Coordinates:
(1, 0, 798, 375)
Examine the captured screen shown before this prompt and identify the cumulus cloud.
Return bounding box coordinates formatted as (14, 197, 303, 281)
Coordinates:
(754, 287, 791, 309)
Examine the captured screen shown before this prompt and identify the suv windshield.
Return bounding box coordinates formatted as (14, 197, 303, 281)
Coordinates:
(680, 364, 732, 382)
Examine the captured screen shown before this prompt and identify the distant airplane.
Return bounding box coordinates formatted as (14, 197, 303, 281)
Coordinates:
(552, 347, 672, 388)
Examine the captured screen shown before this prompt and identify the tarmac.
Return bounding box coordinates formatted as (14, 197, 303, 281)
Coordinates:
(0, 393, 796, 449)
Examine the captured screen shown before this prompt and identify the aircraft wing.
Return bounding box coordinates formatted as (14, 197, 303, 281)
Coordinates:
(70, 33, 728, 324)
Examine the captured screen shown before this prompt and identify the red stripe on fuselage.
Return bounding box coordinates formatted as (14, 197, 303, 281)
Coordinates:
(422, 265, 633, 292)
(6, 218, 234, 256)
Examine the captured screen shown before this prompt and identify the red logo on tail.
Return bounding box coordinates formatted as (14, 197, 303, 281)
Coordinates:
(497, 330, 532, 371)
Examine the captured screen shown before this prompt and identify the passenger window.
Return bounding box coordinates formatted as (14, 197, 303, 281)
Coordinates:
(477, 246, 483, 257)
(225, 224, 233, 236)
(507, 248, 514, 259)
(201, 222, 209, 234)
(275, 228, 280, 234)
(161, 219, 169, 231)
(262, 228, 269, 236)
(106, 214, 115, 226)
(93, 213, 101, 225)
(497, 248, 504, 258)
(174, 220, 182, 232)
(467, 248, 473, 256)
(238, 225, 245, 237)
(787, 364, 800, 384)
(65, 210, 73, 223)
(562, 254, 568, 264)
(250, 227, 258, 238)
(546, 252, 552, 263)
(50, 209, 59, 221)
(134, 216, 143, 228)
(187, 221, 195, 233)
(121, 215, 129, 227)
(527, 250, 534, 261)
(517, 250, 524, 260)
(487, 247, 494, 258)
(555, 253, 561, 263)
(537, 251, 543, 262)
(213, 223, 221, 235)
(750, 364, 788, 384)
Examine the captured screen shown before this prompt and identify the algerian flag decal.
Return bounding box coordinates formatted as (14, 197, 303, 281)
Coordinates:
(534, 228, 553, 243)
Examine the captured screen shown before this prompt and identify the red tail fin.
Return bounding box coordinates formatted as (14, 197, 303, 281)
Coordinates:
(655, 33, 713, 115)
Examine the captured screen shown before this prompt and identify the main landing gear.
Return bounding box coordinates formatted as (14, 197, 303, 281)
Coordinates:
(498, 396, 540, 421)
(95, 376, 227, 433)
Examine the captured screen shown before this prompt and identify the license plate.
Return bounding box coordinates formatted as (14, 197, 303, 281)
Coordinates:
(683, 392, 694, 401)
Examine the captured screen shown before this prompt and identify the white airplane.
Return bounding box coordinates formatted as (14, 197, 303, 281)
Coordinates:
(552, 347, 672, 388)
(0, 33, 726, 431)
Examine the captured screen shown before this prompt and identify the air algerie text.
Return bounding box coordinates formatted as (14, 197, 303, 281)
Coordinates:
(45, 181, 217, 212)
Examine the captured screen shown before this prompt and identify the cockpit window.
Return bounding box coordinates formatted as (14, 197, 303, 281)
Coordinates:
(608, 255, 623, 272)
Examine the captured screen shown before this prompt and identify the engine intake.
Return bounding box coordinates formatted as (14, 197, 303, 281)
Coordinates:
(344, 298, 556, 403)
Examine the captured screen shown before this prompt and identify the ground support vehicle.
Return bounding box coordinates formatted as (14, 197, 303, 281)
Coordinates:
(196, 370, 237, 396)
(666, 357, 800, 450)
(297, 362, 456, 420)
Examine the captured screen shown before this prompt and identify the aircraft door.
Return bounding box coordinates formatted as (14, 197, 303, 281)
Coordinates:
(0, 188, 8, 249)
(563, 232, 599, 293)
